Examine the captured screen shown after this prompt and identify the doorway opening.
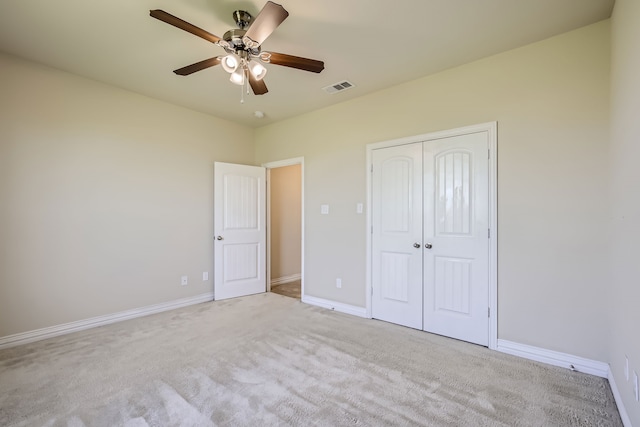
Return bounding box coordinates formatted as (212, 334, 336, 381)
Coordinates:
(264, 158, 304, 300)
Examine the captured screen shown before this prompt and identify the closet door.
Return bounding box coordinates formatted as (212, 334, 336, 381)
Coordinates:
(371, 143, 423, 329)
(422, 132, 489, 346)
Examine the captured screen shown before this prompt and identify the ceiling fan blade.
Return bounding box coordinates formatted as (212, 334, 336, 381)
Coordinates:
(243, 1, 289, 46)
(266, 52, 325, 73)
(173, 57, 222, 76)
(248, 73, 269, 95)
(150, 10, 221, 44)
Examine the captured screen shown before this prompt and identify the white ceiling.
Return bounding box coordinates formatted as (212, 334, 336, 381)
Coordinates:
(0, 0, 614, 128)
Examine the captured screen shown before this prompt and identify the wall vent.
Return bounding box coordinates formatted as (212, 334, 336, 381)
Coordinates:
(323, 80, 356, 94)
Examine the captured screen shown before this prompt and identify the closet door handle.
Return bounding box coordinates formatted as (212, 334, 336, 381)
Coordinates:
(413, 243, 421, 248)
(425, 243, 433, 249)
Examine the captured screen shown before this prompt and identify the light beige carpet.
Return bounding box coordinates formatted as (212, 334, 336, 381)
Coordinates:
(0, 293, 622, 426)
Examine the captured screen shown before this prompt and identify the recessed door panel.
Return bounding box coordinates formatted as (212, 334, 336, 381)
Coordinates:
(380, 251, 411, 302)
(381, 158, 412, 233)
(436, 151, 472, 236)
(224, 175, 259, 230)
(433, 256, 472, 315)
(223, 244, 259, 282)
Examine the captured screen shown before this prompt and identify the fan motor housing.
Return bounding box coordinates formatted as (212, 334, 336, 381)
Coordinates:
(223, 28, 246, 48)
(223, 28, 261, 56)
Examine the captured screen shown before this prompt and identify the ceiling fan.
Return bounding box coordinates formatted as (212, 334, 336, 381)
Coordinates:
(150, 1, 325, 98)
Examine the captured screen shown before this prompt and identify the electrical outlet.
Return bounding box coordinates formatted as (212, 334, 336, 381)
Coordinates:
(336, 278, 342, 288)
(181, 275, 188, 286)
(203, 272, 209, 281)
(634, 371, 639, 402)
(625, 355, 629, 381)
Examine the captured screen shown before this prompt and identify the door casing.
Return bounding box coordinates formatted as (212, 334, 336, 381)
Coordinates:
(366, 122, 498, 349)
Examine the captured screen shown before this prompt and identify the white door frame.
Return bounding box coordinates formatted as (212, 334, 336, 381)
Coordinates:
(366, 122, 498, 349)
(262, 157, 305, 298)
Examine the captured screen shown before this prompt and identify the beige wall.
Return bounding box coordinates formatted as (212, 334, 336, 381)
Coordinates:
(269, 165, 302, 281)
(609, 0, 640, 424)
(255, 21, 611, 361)
(0, 53, 254, 337)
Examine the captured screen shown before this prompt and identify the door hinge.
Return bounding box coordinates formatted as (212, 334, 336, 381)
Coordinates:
(371, 225, 373, 234)
(371, 164, 374, 173)
(371, 286, 373, 296)
(488, 307, 491, 318)
(488, 228, 491, 238)
(488, 149, 490, 160)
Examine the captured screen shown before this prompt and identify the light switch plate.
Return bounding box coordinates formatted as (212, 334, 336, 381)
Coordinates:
(625, 355, 629, 381)
(321, 204, 329, 215)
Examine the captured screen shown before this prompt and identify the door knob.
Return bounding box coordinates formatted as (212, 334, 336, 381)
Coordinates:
(216, 236, 224, 240)
(413, 243, 421, 248)
(425, 243, 433, 249)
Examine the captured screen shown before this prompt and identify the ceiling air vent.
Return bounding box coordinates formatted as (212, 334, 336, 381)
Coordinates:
(323, 80, 356, 94)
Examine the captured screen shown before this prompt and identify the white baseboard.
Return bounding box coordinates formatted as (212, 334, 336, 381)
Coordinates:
(608, 367, 633, 427)
(302, 295, 367, 318)
(271, 274, 302, 286)
(0, 292, 213, 350)
(496, 339, 609, 378)
(497, 340, 632, 424)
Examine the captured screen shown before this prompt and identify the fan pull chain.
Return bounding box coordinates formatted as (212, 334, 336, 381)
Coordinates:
(240, 67, 248, 104)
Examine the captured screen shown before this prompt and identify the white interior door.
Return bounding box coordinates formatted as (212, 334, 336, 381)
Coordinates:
(214, 162, 266, 300)
(423, 132, 489, 345)
(370, 130, 490, 345)
(371, 143, 423, 329)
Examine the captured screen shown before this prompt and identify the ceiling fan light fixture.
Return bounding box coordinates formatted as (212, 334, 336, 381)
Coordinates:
(230, 68, 245, 85)
(248, 60, 267, 80)
(150, 3, 324, 99)
(221, 53, 240, 73)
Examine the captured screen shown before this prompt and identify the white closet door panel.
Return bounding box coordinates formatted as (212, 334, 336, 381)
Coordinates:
(371, 143, 423, 329)
(423, 132, 489, 346)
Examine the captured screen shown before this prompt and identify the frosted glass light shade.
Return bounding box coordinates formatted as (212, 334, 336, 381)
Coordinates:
(248, 60, 267, 80)
(230, 68, 245, 85)
(221, 54, 240, 73)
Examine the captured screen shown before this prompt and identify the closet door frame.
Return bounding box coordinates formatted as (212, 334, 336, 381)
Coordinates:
(365, 122, 498, 349)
